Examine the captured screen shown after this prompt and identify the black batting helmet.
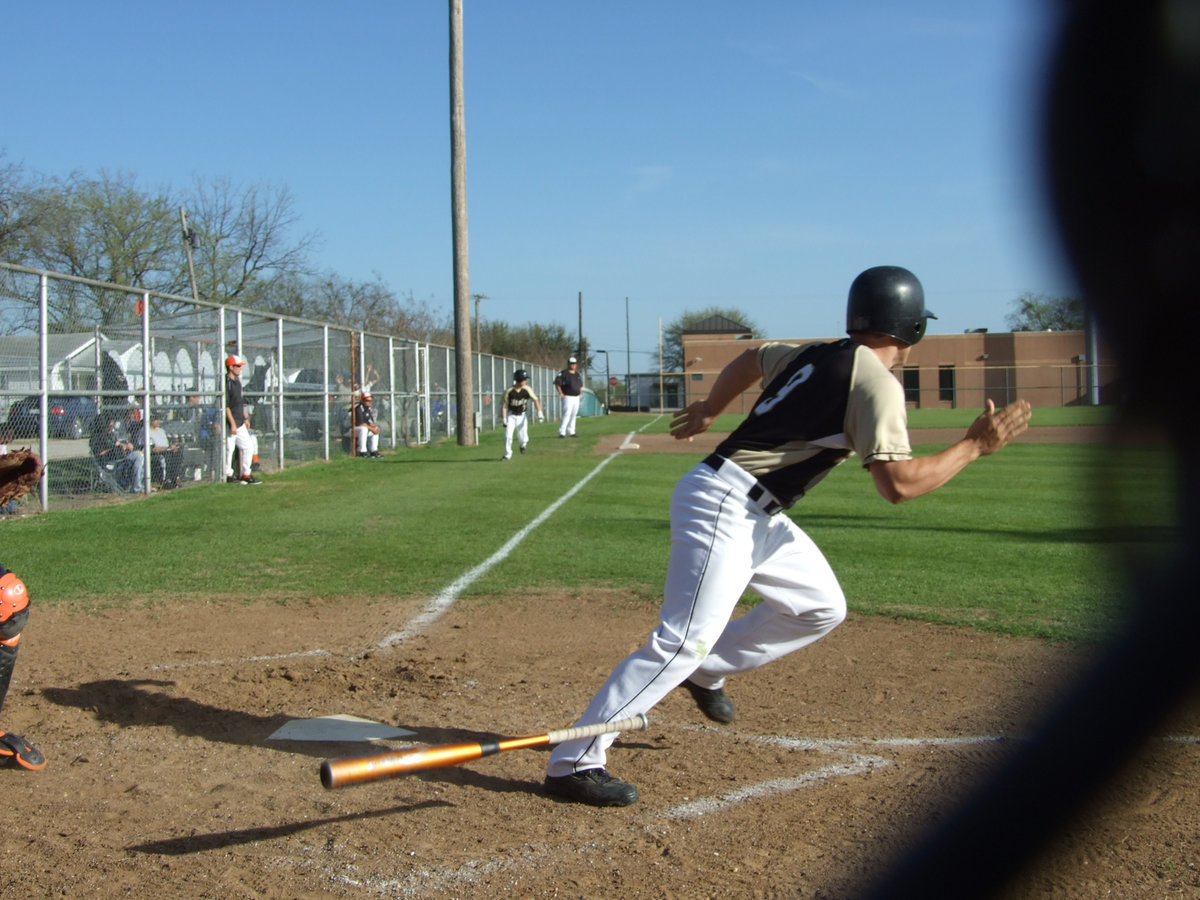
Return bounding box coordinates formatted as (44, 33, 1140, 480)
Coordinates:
(845, 265, 937, 346)
(513, 369, 529, 382)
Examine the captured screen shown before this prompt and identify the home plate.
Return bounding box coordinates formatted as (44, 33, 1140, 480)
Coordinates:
(268, 714, 416, 743)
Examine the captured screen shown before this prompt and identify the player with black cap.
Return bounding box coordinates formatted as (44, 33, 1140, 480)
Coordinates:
(501, 369, 544, 461)
(554, 356, 583, 438)
(545, 265, 1033, 806)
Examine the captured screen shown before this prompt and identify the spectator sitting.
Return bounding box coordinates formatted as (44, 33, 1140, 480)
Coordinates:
(0, 427, 17, 514)
(146, 413, 183, 489)
(89, 417, 140, 491)
(115, 409, 147, 492)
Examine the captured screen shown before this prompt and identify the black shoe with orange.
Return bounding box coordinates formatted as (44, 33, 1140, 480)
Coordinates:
(0, 731, 46, 771)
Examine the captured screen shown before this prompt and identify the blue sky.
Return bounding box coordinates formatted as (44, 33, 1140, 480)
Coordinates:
(6, 1, 1074, 375)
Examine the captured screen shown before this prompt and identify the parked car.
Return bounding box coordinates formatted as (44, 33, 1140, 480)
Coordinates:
(5, 394, 100, 440)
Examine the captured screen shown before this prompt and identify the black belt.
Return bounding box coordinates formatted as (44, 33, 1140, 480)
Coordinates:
(702, 454, 783, 515)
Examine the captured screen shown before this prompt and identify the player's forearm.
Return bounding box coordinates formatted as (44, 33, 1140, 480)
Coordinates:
(700, 349, 761, 417)
(869, 439, 982, 503)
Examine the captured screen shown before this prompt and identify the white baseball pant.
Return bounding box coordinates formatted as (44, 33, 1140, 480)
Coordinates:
(225, 424, 256, 478)
(558, 394, 580, 437)
(355, 425, 379, 454)
(546, 458, 847, 776)
(502, 412, 528, 459)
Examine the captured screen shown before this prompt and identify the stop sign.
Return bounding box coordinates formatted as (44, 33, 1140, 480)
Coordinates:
(609, 376, 619, 386)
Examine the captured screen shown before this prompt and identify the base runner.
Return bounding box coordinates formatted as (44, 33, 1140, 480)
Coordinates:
(501, 369, 544, 461)
(544, 265, 1033, 806)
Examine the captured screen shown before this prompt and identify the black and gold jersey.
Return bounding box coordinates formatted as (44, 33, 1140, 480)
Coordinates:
(714, 339, 912, 509)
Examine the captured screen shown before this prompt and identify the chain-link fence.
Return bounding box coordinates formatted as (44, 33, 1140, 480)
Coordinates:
(0, 262, 554, 512)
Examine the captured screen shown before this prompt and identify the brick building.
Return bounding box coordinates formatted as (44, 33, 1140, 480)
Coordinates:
(675, 317, 1115, 414)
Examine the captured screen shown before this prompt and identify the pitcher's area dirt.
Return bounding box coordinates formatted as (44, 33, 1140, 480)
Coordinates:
(3, 591, 1196, 899)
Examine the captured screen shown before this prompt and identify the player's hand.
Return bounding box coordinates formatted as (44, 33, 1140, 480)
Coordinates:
(965, 399, 1032, 455)
(537, 412, 544, 422)
(670, 401, 717, 441)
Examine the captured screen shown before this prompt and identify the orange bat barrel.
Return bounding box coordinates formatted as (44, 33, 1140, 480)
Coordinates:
(320, 714, 648, 789)
(321, 738, 512, 788)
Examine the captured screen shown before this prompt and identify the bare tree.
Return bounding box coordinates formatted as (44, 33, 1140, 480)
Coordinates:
(1006, 292, 1085, 331)
(14, 170, 185, 329)
(183, 177, 318, 306)
(0, 154, 31, 255)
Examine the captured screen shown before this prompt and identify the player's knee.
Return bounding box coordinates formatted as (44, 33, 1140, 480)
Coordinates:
(808, 591, 847, 633)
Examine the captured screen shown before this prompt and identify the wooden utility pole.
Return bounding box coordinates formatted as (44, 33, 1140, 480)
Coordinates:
(179, 207, 200, 302)
(450, 0, 476, 445)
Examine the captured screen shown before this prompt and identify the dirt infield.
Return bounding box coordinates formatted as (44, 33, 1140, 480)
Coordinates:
(4, 594, 1196, 898)
(3, 423, 1195, 898)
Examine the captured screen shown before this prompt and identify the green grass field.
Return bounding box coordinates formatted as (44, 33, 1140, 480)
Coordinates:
(4, 411, 1175, 644)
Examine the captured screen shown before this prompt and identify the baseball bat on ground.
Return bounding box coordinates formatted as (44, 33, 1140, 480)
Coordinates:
(320, 713, 649, 789)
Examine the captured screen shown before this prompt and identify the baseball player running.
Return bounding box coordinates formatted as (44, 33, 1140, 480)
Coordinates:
(501, 369, 544, 460)
(544, 266, 1033, 806)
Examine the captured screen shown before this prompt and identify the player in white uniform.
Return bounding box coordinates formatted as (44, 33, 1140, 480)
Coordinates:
(545, 266, 1033, 806)
(501, 370, 544, 461)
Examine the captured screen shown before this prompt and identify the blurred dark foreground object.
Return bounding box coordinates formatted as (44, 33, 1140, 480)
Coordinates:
(851, 2, 1200, 897)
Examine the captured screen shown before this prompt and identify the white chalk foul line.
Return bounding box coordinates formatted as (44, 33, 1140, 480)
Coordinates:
(377, 418, 667, 648)
(656, 729, 1012, 821)
(377, 450, 626, 648)
(148, 649, 331, 671)
(660, 753, 891, 820)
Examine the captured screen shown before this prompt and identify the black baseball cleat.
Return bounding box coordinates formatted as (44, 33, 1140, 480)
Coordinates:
(682, 680, 736, 724)
(544, 768, 639, 807)
(519, 445, 526, 454)
(240, 475, 263, 485)
(226, 475, 240, 484)
(0, 731, 47, 771)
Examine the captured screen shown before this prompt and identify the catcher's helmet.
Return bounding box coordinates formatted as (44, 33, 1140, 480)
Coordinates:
(513, 369, 529, 382)
(845, 266, 937, 346)
(0, 572, 29, 624)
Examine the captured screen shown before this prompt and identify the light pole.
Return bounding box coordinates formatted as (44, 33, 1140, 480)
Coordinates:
(472, 292, 488, 350)
(594, 349, 610, 413)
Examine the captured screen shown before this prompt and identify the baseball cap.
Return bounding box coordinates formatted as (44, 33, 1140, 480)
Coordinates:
(568, 356, 577, 363)
(225, 354, 245, 368)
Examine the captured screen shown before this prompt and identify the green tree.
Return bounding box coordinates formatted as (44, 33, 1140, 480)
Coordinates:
(482, 319, 575, 367)
(661, 307, 758, 373)
(1006, 292, 1085, 331)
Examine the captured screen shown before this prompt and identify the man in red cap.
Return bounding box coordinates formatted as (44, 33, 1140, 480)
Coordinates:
(224, 354, 262, 485)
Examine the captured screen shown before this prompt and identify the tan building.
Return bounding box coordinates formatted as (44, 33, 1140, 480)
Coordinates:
(679, 318, 1115, 414)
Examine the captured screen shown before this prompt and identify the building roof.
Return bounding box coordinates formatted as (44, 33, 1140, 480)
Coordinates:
(681, 314, 752, 336)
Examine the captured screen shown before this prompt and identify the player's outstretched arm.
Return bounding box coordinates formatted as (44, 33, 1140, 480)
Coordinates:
(869, 399, 1032, 504)
(670, 349, 762, 440)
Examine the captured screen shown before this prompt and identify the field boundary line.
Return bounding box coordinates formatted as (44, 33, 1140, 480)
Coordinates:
(377, 417, 665, 649)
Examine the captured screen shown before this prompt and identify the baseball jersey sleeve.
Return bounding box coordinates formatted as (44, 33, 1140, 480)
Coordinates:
(844, 345, 912, 465)
(758, 341, 817, 384)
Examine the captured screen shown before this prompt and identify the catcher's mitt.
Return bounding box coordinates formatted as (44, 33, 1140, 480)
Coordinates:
(0, 449, 43, 507)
